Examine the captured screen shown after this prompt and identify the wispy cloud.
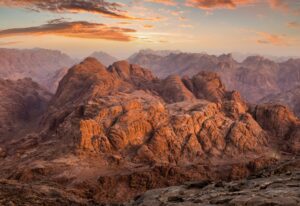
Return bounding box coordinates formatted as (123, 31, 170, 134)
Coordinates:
(0, 0, 145, 20)
(186, 0, 255, 10)
(146, 0, 177, 6)
(268, 0, 289, 12)
(287, 21, 300, 29)
(143, 24, 154, 29)
(268, 0, 300, 15)
(256, 32, 290, 46)
(0, 41, 21, 46)
(0, 20, 136, 41)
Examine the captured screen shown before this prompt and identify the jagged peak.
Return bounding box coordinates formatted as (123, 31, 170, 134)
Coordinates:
(242, 55, 275, 65)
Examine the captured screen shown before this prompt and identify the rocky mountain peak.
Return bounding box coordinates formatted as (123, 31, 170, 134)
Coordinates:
(1, 58, 299, 204)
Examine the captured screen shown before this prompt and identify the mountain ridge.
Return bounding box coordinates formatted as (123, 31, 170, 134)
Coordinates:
(0, 57, 298, 204)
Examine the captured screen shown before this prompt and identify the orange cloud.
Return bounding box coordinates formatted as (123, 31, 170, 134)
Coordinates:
(268, 0, 300, 15)
(0, 21, 136, 42)
(146, 0, 177, 6)
(186, 0, 255, 10)
(256, 32, 290, 46)
(268, 0, 289, 12)
(0, 41, 21, 46)
(0, 0, 145, 20)
(143, 24, 154, 29)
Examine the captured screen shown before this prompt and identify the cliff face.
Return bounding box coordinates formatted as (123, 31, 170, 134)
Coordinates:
(0, 58, 299, 204)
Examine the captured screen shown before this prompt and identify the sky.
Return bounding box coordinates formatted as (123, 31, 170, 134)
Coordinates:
(0, 0, 299, 59)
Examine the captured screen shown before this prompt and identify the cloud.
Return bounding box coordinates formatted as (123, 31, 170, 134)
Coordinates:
(143, 24, 154, 29)
(186, 0, 255, 10)
(0, 0, 144, 20)
(268, 0, 289, 12)
(0, 41, 21, 46)
(180, 24, 194, 28)
(287, 21, 300, 29)
(268, 0, 300, 15)
(146, 0, 177, 6)
(256, 32, 290, 46)
(0, 21, 136, 41)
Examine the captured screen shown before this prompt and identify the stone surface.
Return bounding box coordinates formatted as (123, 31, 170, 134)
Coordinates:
(0, 78, 52, 141)
(0, 58, 299, 204)
(129, 158, 300, 206)
(260, 85, 300, 118)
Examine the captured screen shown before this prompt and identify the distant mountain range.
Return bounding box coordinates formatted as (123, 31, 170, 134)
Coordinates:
(89, 51, 118, 66)
(0, 48, 299, 117)
(129, 50, 300, 106)
(0, 48, 119, 93)
(260, 85, 300, 117)
(0, 48, 76, 92)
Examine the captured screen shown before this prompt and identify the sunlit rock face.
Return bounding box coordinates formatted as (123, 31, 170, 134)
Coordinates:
(0, 58, 299, 204)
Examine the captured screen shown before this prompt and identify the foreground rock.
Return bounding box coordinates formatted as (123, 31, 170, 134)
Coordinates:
(129, 158, 300, 206)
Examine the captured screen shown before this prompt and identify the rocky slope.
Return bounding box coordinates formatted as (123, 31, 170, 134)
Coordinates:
(260, 86, 300, 118)
(129, 157, 300, 206)
(129, 51, 300, 103)
(0, 58, 299, 204)
(0, 48, 76, 92)
(89, 51, 118, 67)
(0, 78, 52, 142)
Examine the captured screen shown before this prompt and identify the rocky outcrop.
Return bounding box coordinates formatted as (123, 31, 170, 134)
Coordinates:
(252, 104, 300, 153)
(129, 158, 300, 206)
(260, 85, 300, 118)
(0, 48, 76, 92)
(0, 78, 52, 141)
(44, 58, 272, 160)
(0, 58, 299, 204)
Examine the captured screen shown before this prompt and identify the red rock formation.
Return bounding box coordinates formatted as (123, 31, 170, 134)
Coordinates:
(0, 58, 299, 204)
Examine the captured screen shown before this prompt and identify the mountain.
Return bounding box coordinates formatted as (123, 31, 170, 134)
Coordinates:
(260, 86, 300, 117)
(0, 58, 299, 204)
(89, 51, 118, 66)
(0, 48, 76, 92)
(129, 51, 300, 103)
(128, 49, 181, 60)
(0, 78, 52, 143)
(231, 52, 299, 63)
